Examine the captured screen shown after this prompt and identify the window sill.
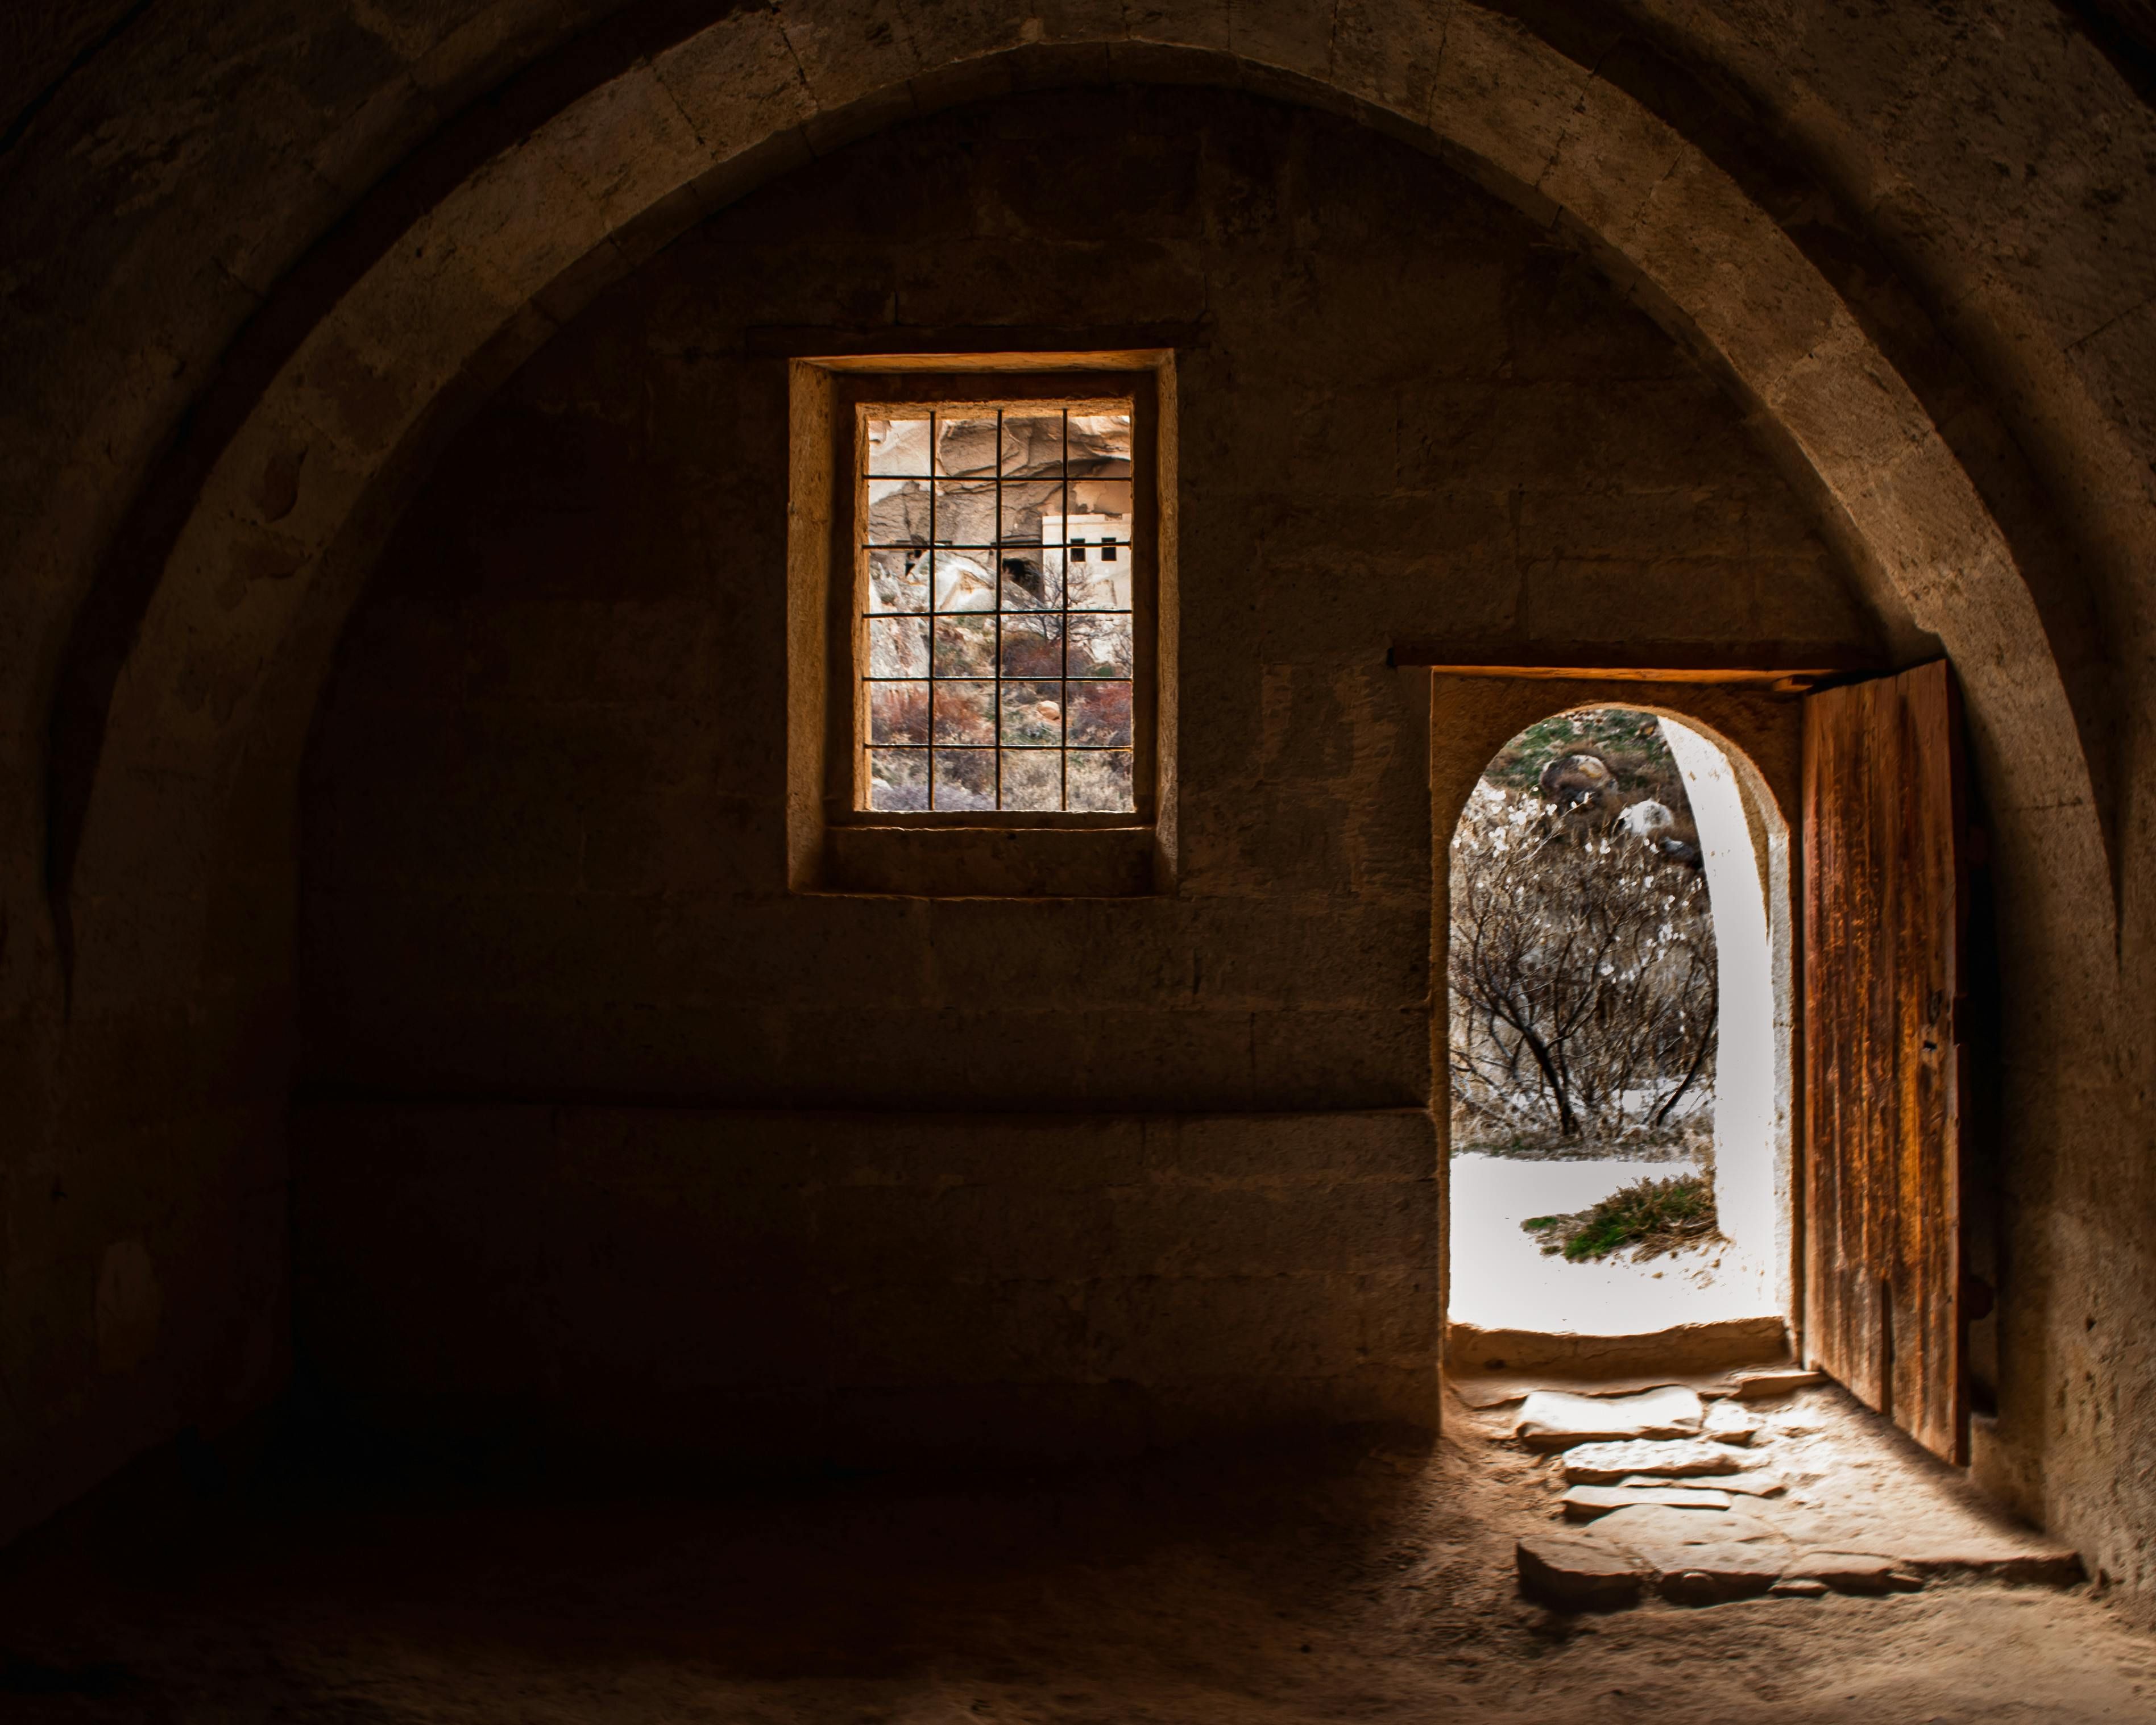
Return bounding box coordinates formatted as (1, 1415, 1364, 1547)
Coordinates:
(812, 823, 1163, 897)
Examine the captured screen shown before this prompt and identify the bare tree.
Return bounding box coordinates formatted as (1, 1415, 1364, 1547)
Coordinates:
(1449, 783, 1715, 1147)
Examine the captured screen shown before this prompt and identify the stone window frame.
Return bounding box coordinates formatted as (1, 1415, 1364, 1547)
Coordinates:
(787, 350, 1179, 898)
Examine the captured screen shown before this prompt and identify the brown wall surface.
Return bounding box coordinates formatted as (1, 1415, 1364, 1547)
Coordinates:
(13, 0, 2156, 1614)
(293, 1104, 1437, 1455)
(294, 86, 1877, 1455)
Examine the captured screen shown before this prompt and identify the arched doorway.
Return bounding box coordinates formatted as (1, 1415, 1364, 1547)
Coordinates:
(1437, 693, 1797, 1374)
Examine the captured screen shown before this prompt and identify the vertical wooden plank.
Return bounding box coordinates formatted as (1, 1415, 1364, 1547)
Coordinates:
(1864, 675, 1901, 1420)
(1900, 662, 1966, 1458)
(1802, 662, 1966, 1462)
(1803, 677, 1885, 1412)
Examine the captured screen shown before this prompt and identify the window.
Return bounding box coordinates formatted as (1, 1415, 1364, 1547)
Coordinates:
(787, 354, 1174, 896)
(843, 375, 1155, 820)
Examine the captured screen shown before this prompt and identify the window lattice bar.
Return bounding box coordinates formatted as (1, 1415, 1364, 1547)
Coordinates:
(860, 403, 1137, 814)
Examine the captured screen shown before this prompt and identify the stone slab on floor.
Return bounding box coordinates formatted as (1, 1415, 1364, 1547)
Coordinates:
(1515, 1535, 1644, 1611)
(1655, 1543, 1786, 1606)
(1701, 1400, 1763, 1444)
(1730, 1368, 1824, 1399)
(1562, 1438, 1746, 1483)
(1447, 1316, 1790, 1385)
(1639, 1469, 1786, 1496)
(1515, 1385, 1704, 1451)
(1561, 1483, 1734, 1520)
(1450, 1369, 1750, 1410)
(1782, 1550, 1912, 1595)
(1895, 1544, 2084, 1586)
(1589, 1504, 1786, 1552)
(1583, 1506, 1792, 1610)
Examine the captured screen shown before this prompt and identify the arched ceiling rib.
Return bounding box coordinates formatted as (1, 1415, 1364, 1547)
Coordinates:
(0, 0, 2146, 1026)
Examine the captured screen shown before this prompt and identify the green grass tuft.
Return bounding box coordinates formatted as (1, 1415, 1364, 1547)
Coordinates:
(1519, 1173, 1722, 1262)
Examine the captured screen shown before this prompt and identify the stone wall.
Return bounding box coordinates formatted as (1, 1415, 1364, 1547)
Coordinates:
(295, 1104, 1435, 1456)
(7, 0, 2156, 1615)
(293, 86, 1875, 1456)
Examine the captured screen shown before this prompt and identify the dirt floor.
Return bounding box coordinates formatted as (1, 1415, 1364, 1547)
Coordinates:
(1, 1391, 2151, 1723)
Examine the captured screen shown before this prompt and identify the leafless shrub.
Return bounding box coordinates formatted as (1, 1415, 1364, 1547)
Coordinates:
(1449, 782, 1716, 1150)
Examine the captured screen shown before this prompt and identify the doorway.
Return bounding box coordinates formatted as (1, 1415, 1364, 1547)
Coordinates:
(1432, 682, 1800, 1376)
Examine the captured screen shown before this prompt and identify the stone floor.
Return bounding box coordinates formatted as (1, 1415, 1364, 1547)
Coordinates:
(1448, 1152, 1776, 1335)
(1478, 1378, 2080, 1607)
(1, 1392, 2152, 1723)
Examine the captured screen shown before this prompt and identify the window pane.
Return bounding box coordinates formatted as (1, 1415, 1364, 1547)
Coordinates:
(933, 615, 996, 677)
(932, 748, 996, 810)
(1000, 478, 1063, 543)
(1001, 680, 1064, 746)
(1067, 555, 1132, 611)
(929, 549, 997, 612)
(869, 749, 929, 811)
(1000, 615, 1064, 678)
(852, 395, 1141, 819)
(1001, 413, 1064, 477)
(1067, 613, 1133, 678)
(867, 615, 930, 678)
(934, 478, 997, 546)
(934, 413, 999, 478)
(866, 414, 931, 475)
(932, 680, 996, 745)
(1068, 413, 1132, 472)
(1002, 750, 1062, 812)
(866, 477, 931, 545)
(998, 552, 1063, 613)
(1067, 679, 1133, 746)
(868, 680, 930, 745)
(1067, 749, 1135, 812)
(1072, 477, 1133, 523)
(866, 547, 928, 613)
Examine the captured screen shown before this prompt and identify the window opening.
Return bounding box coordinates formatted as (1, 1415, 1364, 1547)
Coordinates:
(858, 403, 1137, 814)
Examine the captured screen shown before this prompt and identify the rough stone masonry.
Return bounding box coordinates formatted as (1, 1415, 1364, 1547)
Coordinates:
(5, 0, 2156, 1652)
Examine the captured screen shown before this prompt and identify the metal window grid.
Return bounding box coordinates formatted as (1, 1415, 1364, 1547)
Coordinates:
(859, 403, 1138, 813)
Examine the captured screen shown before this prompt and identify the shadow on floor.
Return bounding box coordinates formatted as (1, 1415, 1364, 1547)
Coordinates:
(1, 1389, 2151, 1723)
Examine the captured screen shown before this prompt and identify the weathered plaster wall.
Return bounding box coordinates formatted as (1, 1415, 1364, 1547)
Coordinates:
(292, 86, 1874, 1458)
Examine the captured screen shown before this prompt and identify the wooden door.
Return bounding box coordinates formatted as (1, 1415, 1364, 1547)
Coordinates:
(1802, 661, 1970, 1462)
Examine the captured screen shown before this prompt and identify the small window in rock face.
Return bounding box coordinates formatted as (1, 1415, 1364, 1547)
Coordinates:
(856, 401, 1139, 814)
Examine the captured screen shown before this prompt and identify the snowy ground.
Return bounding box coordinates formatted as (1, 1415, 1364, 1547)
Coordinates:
(1448, 1151, 1777, 1334)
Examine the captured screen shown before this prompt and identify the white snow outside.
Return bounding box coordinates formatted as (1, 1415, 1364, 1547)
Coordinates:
(1448, 1152, 1778, 1336)
(1445, 713, 1794, 1339)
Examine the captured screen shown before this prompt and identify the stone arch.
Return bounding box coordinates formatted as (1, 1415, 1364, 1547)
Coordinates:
(58, 6, 2109, 1045)
(3, 0, 2148, 1602)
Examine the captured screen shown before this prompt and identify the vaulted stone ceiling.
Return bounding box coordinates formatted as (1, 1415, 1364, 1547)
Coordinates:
(5, 0, 2156, 1615)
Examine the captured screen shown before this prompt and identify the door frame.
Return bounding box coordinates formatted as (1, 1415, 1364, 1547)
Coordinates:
(1415, 651, 1842, 1391)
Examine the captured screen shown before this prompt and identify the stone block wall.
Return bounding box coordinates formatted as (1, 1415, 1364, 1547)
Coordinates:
(293, 85, 1881, 1454)
(4, 0, 2154, 1613)
(293, 1104, 1435, 1456)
